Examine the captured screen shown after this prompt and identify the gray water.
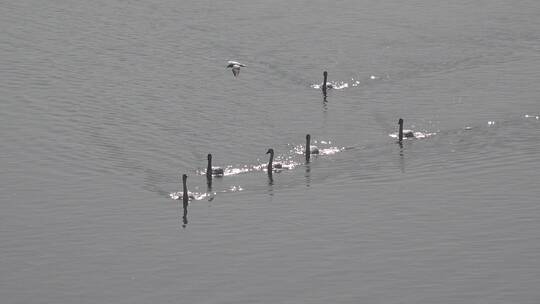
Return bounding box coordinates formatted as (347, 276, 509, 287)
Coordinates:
(2, 0, 540, 303)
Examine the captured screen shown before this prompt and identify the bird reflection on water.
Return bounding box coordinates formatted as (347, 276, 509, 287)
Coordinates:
(304, 163, 311, 188)
(182, 207, 188, 229)
(267, 169, 274, 197)
(398, 142, 405, 174)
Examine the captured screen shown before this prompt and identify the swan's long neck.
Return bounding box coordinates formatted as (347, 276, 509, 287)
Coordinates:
(206, 154, 212, 178)
(398, 118, 404, 142)
(182, 175, 188, 208)
(268, 151, 274, 171)
(322, 71, 328, 96)
(306, 135, 311, 162)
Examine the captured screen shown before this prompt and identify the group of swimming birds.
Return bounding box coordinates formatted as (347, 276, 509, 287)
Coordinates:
(177, 133, 321, 201)
(176, 61, 417, 207)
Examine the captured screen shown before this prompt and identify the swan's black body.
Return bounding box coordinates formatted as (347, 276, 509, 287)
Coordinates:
(266, 148, 282, 172)
(398, 118, 415, 143)
(207, 154, 224, 179)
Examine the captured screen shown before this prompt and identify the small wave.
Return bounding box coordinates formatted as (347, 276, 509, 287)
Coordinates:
(170, 191, 215, 201)
(311, 80, 350, 90)
(275, 161, 300, 170)
(224, 185, 243, 193)
(524, 114, 539, 120)
(319, 146, 346, 155)
(223, 166, 252, 176)
(311, 75, 387, 90)
(198, 160, 301, 176)
(258, 160, 301, 171)
(388, 131, 437, 140)
(197, 164, 258, 177)
(170, 185, 244, 201)
(292, 140, 346, 156)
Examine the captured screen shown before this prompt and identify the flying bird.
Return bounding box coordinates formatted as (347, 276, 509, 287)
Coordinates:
(227, 60, 246, 77)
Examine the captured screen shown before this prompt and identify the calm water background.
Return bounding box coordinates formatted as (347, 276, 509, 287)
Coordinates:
(2, 0, 540, 303)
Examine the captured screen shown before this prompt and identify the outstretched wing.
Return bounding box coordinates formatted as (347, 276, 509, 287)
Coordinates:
(228, 60, 246, 67)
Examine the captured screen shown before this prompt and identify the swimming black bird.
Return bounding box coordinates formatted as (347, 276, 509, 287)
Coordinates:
(398, 118, 415, 142)
(322, 71, 334, 89)
(305, 134, 319, 162)
(182, 174, 190, 209)
(266, 148, 283, 172)
(206, 154, 224, 178)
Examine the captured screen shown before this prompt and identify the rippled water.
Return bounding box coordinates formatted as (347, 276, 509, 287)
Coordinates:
(2, 1, 540, 303)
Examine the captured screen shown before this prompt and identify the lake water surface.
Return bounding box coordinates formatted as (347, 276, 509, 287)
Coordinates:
(2, 1, 540, 303)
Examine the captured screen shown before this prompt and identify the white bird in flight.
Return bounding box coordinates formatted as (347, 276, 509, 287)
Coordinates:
(227, 60, 246, 77)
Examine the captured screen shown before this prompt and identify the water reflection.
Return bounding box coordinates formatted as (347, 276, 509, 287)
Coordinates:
(305, 163, 311, 188)
(177, 197, 188, 229)
(182, 205, 188, 228)
(206, 175, 212, 192)
(398, 142, 405, 173)
(267, 170, 274, 196)
(268, 169, 273, 182)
